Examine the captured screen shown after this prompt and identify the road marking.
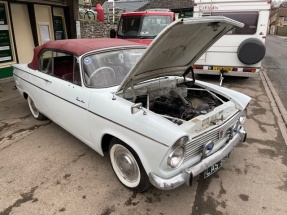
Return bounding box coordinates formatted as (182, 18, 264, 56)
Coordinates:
(280, 43, 287, 46)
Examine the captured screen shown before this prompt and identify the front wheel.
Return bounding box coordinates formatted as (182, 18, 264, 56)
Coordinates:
(27, 95, 47, 120)
(109, 138, 150, 192)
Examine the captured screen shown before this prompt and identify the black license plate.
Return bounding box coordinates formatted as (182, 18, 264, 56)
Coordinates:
(204, 157, 228, 178)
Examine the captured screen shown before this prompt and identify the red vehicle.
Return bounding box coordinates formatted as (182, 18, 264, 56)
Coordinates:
(110, 11, 174, 45)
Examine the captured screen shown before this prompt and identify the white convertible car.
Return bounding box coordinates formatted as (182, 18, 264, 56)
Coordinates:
(13, 17, 250, 192)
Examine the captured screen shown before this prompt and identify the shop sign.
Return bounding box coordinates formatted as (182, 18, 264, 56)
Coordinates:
(179, 11, 193, 19)
(53, 15, 66, 40)
(0, 2, 14, 64)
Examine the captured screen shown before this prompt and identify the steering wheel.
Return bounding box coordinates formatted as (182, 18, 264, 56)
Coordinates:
(88, 66, 115, 87)
(88, 66, 115, 81)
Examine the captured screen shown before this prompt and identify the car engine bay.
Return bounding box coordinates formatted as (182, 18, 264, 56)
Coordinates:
(120, 78, 228, 125)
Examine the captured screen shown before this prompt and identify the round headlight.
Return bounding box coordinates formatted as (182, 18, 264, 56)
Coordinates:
(239, 109, 247, 124)
(167, 146, 185, 168)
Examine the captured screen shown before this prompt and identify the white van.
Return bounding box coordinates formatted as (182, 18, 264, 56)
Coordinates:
(193, 0, 271, 77)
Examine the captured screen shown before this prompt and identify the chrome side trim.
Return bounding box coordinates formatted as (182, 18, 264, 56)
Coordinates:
(13, 74, 168, 147)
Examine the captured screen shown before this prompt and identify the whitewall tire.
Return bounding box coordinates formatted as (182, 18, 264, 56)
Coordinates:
(109, 138, 150, 192)
(27, 95, 47, 120)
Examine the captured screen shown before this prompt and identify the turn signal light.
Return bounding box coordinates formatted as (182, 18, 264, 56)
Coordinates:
(243, 68, 256, 72)
(232, 68, 238, 71)
(193, 65, 204, 69)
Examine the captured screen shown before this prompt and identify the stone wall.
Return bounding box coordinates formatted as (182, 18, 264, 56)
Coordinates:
(277, 26, 287, 36)
(79, 21, 116, 38)
(76, 1, 118, 39)
(151, 0, 193, 9)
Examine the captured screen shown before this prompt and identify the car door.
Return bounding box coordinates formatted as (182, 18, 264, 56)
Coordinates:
(38, 50, 91, 144)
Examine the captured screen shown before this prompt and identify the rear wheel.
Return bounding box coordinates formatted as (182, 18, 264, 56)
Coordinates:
(27, 96, 47, 120)
(109, 138, 150, 192)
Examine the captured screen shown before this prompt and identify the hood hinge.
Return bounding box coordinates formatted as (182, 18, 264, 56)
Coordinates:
(182, 66, 195, 84)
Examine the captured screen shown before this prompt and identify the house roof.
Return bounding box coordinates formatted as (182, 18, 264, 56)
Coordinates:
(102, 0, 150, 14)
(278, 8, 287, 16)
(139, 0, 193, 10)
(28, 39, 145, 70)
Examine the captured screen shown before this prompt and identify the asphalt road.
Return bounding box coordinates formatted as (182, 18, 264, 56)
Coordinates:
(1, 74, 287, 215)
(262, 35, 287, 111)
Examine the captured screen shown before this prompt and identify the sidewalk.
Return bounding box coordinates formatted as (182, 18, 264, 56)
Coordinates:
(0, 77, 13, 91)
(268, 34, 287, 40)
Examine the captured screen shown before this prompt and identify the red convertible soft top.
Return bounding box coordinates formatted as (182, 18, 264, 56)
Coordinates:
(28, 38, 145, 70)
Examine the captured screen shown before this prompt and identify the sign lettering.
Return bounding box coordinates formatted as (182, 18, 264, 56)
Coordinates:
(53, 15, 66, 40)
(201, 5, 219, 11)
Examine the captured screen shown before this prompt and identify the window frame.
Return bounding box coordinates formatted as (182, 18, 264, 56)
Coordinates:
(39, 49, 54, 74)
(38, 49, 82, 86)
(210, 11, 259, 35)
(81, 47, 146, 89)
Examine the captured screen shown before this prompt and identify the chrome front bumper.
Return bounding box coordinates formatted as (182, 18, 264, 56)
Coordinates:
(149, 127, 247, 190)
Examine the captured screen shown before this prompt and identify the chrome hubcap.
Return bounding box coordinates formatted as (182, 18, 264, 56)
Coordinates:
(114, 147, 139, 182)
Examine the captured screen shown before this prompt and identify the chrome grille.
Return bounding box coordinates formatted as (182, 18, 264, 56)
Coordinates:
(184, 112, 241, 162)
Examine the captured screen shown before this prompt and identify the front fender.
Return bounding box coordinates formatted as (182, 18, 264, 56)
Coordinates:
(97, 128, 169, 176)
(195, 80, 251, 110)
(86, 91, 187, 177)
(88, 91, 187, 147)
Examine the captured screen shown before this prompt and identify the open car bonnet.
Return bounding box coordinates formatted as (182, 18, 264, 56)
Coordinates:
(116, 16, 244, 93)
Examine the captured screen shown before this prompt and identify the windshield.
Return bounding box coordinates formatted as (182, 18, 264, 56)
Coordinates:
(118, 15, 172, 39)
(82, 48, 145, 88)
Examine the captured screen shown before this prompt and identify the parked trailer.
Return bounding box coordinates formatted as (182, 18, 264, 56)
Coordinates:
(193, 0, 271, 78)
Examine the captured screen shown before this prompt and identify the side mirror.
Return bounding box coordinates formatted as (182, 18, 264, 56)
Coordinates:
(131, 103, 146, 115)
(110, 29, 116, 38)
